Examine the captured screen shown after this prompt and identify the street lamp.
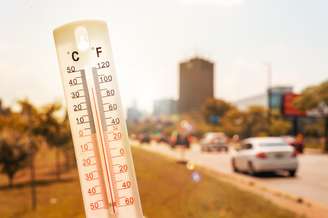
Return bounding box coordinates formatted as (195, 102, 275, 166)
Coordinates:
(264, 62, 272, 131)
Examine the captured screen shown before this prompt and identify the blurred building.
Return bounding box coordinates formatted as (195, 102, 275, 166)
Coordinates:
(153, 99, 177, 116)
(234, 94, 266, 110)
(178, 57, 214, 113)
(235, 86, 293, 110)
(127, 100, 143, 122)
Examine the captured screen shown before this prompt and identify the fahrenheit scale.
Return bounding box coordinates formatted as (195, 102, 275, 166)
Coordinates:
(53, 20, 143, 218)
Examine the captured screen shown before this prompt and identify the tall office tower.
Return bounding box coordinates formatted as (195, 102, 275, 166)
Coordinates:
(178, 57, 214, 113)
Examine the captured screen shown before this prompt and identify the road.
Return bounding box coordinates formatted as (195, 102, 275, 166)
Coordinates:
(141, 143, 328, 207)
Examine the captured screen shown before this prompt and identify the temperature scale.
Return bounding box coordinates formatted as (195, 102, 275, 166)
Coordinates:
(53, 20, 143, 218)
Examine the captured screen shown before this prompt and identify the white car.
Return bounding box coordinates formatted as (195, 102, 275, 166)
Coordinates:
(231, 137, 298, 177)
(200, 132, 228, 152)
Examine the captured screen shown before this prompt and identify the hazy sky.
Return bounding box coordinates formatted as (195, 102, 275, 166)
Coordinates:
(1, 0, 327, 111)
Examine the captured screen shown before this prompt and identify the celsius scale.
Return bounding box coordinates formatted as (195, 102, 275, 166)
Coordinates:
(53, 20, 143, 218)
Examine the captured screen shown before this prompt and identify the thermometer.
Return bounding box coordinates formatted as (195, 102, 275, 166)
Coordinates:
(53, 20, 143, 218)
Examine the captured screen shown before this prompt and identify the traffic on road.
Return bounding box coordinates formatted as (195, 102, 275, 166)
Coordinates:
(137, 137, 328, 207)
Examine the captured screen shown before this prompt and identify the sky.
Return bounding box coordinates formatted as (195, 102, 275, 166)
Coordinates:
(0, 0, 327, 111)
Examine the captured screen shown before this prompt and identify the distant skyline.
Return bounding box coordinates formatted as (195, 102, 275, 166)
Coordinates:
(1, 0, 327, 111)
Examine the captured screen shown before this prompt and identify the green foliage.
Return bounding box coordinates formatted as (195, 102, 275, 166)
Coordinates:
(0, 99, 45, 187)
(270, 119, 291, 136)
(189, 104, 291, 138)
(202, 98, 234, 124)
(303, 119, 324, 137)
(0, 128, 30, 187)
(179, 112, 222, 136)
(18, 99, 44, 137)
(243, 106, 269, 138)
(59, 114, 74, 170)
(268, 111, 292, 136)
(221, 109, 246, 137)
(0, 99, 73, 186)
(37, 103, 72, 179)
(294, 80, 328, 112)
(37, 102, 64, 148)
(295, 80, 328, 151)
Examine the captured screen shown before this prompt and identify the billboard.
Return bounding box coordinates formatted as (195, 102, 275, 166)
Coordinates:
(268, 86, 293, 110)
(281, 93, 306, 117)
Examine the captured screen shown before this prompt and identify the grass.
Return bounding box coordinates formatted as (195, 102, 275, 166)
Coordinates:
(0, 147, 300, 218)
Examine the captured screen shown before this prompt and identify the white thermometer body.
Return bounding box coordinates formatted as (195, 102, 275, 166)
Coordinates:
(53, 20, 143, 218)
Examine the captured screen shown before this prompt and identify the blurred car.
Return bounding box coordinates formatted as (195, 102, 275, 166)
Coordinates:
(138, 133, 151, 144)
(158, 135, 169, 144)
(282, 135, 304, 154)
(152, 133, 169, 144)
(231, 137, 298, 176)
(200, 132, 228, 152)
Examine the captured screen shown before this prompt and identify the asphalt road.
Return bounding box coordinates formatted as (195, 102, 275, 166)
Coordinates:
(142, 143, 328, 207)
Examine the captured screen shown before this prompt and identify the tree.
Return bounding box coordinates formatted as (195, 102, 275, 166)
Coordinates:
(294, 81, 328, 111)
(220, 106, 291, 138)
(303, 120, 324, 137)
(270, 118, 292, 136)
(294, 80, 328, 151)
(0, 128, 29, 187)
(58, 113, 73, 171)
(0, 100, 41, 188)
(268, 110, 292, 136)
(38, 102, 71, 180)
(202, 98, 234, 124)
(243, 106, 269, 137)
(221, 109, 246, 137)
(18, 99, 44, 210)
